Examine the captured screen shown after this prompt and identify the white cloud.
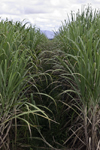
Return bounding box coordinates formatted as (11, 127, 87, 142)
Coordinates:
(0, 0, 100, 31)
(50, 0, 61, 6)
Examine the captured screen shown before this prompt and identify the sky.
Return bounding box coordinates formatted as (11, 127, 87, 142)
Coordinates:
(0, 0, 100, 31)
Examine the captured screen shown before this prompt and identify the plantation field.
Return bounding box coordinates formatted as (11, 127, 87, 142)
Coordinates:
(1, 6, 100, 150)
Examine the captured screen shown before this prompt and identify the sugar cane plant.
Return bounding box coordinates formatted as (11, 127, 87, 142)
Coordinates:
(0, 19, 52, 150)
(1, 5, 100, 150)
(55, 5, 100, 150)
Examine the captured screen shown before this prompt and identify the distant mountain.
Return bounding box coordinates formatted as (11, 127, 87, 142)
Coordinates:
(41, 30, 55, 39)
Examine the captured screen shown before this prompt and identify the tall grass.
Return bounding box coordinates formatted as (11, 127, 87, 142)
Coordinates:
(55, 5, 100, 150)
(1, 5, 100, 150)
(0, 19, 52, 150)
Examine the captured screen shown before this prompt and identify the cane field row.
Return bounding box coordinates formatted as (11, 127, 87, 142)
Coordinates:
(0, 5, 100, 150)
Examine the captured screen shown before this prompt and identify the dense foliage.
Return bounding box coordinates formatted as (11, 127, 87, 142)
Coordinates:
(1, 5, 100, 150)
